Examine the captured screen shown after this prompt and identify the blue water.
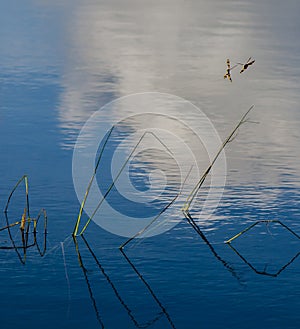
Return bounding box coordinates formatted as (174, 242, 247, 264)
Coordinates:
(1, 1, 300, 328)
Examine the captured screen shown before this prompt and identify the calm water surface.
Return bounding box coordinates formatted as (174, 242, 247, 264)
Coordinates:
(1, 1, 300, 328)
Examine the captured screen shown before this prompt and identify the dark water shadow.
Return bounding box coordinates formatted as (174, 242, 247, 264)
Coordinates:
(226, 242, 300, 277)
(119, 247, 176, 329)
(73, 235, 176, 328)
(225, 220, 300, 277)
(1, 175, 47, 264)
(183, 210, 243, 283)
(1, 210, 48, 264)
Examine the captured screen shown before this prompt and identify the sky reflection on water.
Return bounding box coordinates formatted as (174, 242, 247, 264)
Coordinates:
(1, 1, 300, 329)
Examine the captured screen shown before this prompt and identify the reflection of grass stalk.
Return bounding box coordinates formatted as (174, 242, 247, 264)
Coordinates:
(2, 175, 30, 263)
(120, 248, 177, 329)
(120, 165, 193, 250)
(4, 212, 27, 264)
(79, 234, 166, 328)
(1, 176, 48, 263)
(182, 105, 254, 214)
(225, 220, 300, 277)
(2, 209, 48, 263)
(178, 107, 255, 282)
(34, 208, 48, 256)
(183, 210, 243, 282)
(73, 236, 105, 328)
(74, 129, 173, 236)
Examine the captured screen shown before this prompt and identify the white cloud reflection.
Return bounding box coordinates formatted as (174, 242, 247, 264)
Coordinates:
(56, 0, 300, 193)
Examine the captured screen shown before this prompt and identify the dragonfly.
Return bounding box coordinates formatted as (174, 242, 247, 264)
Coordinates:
(224, 58, 238, 82)
(237, 57, 255, 73)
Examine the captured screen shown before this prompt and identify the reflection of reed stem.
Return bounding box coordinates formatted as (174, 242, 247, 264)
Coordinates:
(1, 176, 48, 263)
(225, 220, 300, 277)
(183, 211, 242, 282)
(73, 236, 105, 328)
(34, 209, 48, 257)
(227, 241, 300, 277)
(74, 235, 174, 328)
(81, 235, 164, 328)
(178, 107, 255, 281)
(120, 248, 177, 329)
(2, 210, 48, 263)
(120, 165, 193, 250)
(4, 212, 26, 264)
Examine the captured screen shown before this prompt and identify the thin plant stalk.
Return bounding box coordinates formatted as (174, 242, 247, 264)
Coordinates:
(178, 106, 255, 281)
(182, 105, 254, 214)
(224, 219, 300, 244)
(119, 165, 193, 250)
(4, 175, 30, 218)
(76, 130, 173, 236)
(73, 126, 115, 236)
(3, 175, 30, 264)
(4, 212, 26, 264)
(1, 176, 48, 262)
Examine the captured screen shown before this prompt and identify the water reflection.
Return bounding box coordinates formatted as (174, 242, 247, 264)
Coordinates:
(54, 0, 300, 225)
(56, 2, 300, 128)
(0, 176, 47, 264)
(0, 211, 47, 265)
(227, 243, 300, 277)
(73, 235, 176, 328)
(183, 211, 241, 281)
(72, 93, 229, 237)
(225, 220, 300, 277)
(2, 1, 300, 327)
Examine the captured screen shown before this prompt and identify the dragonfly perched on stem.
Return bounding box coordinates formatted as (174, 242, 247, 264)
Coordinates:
(224, 58, 238, 82)
(237, 57, 255, 73)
